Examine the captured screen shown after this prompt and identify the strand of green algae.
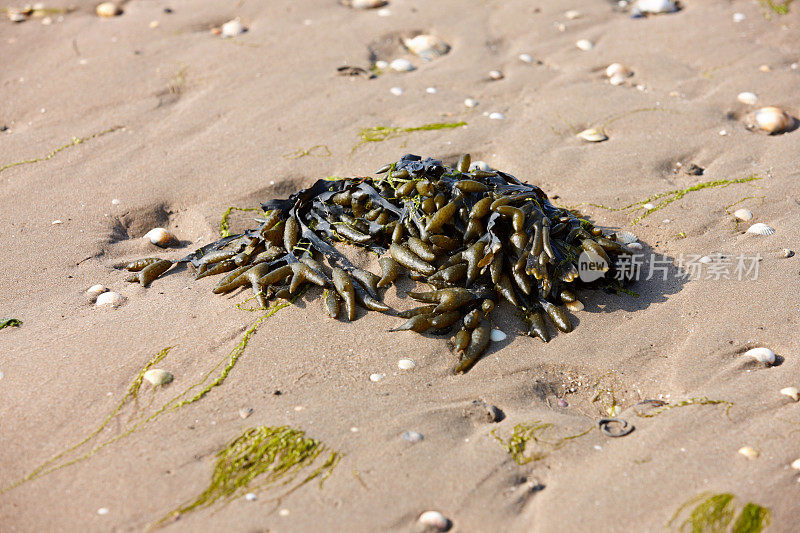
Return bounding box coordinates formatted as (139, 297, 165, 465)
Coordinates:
(0, 126, 124, 174)
(3, 295, 299, 492)
(351, 121, 467, 152)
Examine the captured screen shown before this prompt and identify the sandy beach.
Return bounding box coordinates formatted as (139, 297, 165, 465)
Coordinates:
(1, 0, 799, 531)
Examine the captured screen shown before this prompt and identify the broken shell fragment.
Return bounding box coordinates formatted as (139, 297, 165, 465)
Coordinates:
(737, 92, 758, 106)
(745, 347, 776, 365)
(738, 446, 759, 460)
(748, 106, 795, 134)
(143, 369, 173, 386)
(577, 128, 608, 142)
(403, 34, 450, 61)
(733, 208, 753, 221)
(144, 227, 175, 247)
(780, 387, 799, 402)
(746, 223, 775, 236)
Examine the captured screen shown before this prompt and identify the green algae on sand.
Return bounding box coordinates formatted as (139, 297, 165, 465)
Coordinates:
(156, 426, 340, 526)
(492, 421, 592, 465)
(669, 492, 770, 533)
(0, 317, 22, 329)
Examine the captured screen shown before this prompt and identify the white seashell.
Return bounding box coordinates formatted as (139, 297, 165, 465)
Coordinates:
(733, 208, 753, 221)
(470, 161, 490, 171)
(97, 507, 109, 515)
(389, 58, 415, 72)
(565, 10, 582, 19)
(642, 203, 655, 210)
(111, 198, 121, 205)
(403, 35, 450, 61)
(239, 407, 254, 419)
(745, 347, 776, 365)
(737, 92, 758, 106)
(605, 63, 632, 79)
(8, 11, 27, 22)
(489, 112, 505, 120)
(389, 87, 404, 96)
(780, 387, 799, 402)
(615, 231, 639, 244)
(96, 2, 121, 17)
(86, 284, 108, 300)
(369, 372, 385, 382)
(490, 329, 507, 342)
(374, 60, 388, 69)
(733, 12, 746, 22)
(738, 446, 759, 460)
(633, 0, 678, 14)
(609, 74, 627, 86)
(746, 223, 775, 236)
(143, 368, 173, 386)
(791, 458, 800, 470)
(418, 511, 450, 531)
(401, 431, 423, 443)
(348, 0, 388, 8)
(398, 359, 416, 370)
(519, 53, 534, 63)
(425, 87, 437, 94)
(220, 18, 245, 38)
(145, 227, 175, 247)
(464, 98, 477, 108)
(627, 242, 643, 251)
(577, 128, 608, 142)
(245, 492, 257, 501)
(575, 39, 594, 51)
(488, 70, 504, 80)
(96, 291, 124, 308)
(749, 106, 794, 134)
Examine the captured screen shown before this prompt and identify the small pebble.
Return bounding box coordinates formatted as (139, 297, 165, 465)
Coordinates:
(97, 507, 109, 515)
(220, 18, 245, 38)
(575, 39, 594, 51)
(759, 64, 771, 72)
(279, 509, 290, 517)
(149, 20, 159, 29)
(369, 373, 385, 382)
(519, 53, 534, 63)
(557, 398, 568, 407)
(239, 407, 253, 419)
(144, 369, 173, 386)
(86, 284, 108, 300)
(425, 87, 437, 94)
(738, 446, 759, 460)
(95, 2, 120, 17)
(488, 112, 505, 120)
(733, 12, 745, 22)
(488, 70, 504, 80)
(245, 492, 257, 501)
(95, 291, 124, 308)
(490, 329, 507, 342)
(780, 387, 799, 401)
(398, 359, 416, 370)
(390, 87, 404, 96)
(464, 98, 477, 108)
(401, 431, 423, 443)
(418, 510, 451, 531)
(719, 129, 728, 136)
(390, 58, 415, 72)
(145, 227, 175, 247)
(52, 220, 63, 225)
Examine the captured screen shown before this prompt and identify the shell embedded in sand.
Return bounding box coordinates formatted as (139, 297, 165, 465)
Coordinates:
(733, 208, 753, 221)
(86, 284, 108, 300)
(738, 446, 759, 460)
(398, 359, 416, 370)
(488, 70, 504, 80)
(369, 372, 385, 382)
(346, 0, 388, 8)
(144, 368, 173, 386)
(403, 35, 450, 61)
(565, 10, 582, 19)
(791, 458, 800, 470)
(746, 223, 775, 236)
(575, 39, 594, 51)
(748, 106, 794, 134)
(519, 53, 534, 63)
(609, 74, 627, 86)
(145, 227, 175, 247)
(577, 128, 608, 142)
(402, 431, 423, 443)
(389, 58, 415, 72)
(221, 19, 245, 38)
(737, 92, 758, 106)
(95, 2, 121, 17)
(605, 63, 632, 79)
(745, 347, 776, 365)
(464, 98, 477, 108)
(488, 112, 505, 120)
(418, 511, 450, 531)
(780, 387, 799, 402)
(95, 291, 124, 308)
(615, 231, 639, 244)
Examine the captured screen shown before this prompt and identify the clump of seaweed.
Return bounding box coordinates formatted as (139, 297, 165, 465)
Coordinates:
(0, 317, 22, 329)
(156, 426, 340, 526)
(669, 492, 771, 533)
(492, 421, 592, 464)
(123, 154, 637, 373)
